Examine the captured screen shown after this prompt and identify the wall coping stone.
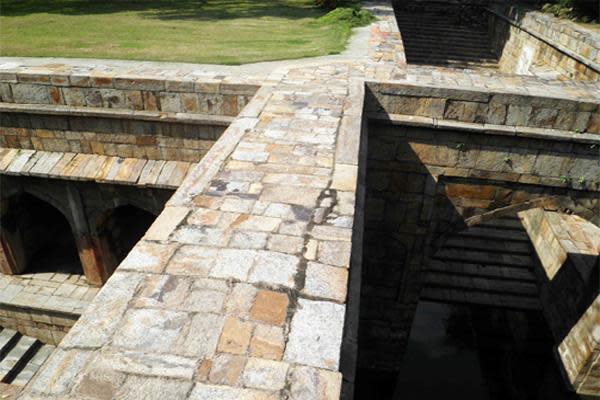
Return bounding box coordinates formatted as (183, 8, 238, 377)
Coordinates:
(370, 112, 600, 145)
(0, 149, 192, 189)
(0, 102, 234, 126)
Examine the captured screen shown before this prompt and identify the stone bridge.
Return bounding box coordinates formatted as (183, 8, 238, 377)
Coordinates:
(0, 1, 599, 399)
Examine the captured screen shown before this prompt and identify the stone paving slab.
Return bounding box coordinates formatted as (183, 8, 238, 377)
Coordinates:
(0, 272, 98, 315)
(0, 149, 193, 189)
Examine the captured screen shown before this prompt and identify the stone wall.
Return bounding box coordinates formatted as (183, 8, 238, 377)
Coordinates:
(0, 71, 258, 116)
(519, 209, 599, 396)
(0, 110, 227, 163)
(353, 81, 600, 378)
(488, 4, 600, 81)
(0, 304, 78, 346)
(366, 82, 600, 134)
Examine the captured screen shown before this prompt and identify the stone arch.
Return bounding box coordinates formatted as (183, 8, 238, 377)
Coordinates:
(0, 192, 82, 275)
(93, 203, 158, 276)
(1, 186, 72, 228)
(429, 195, 599, 256)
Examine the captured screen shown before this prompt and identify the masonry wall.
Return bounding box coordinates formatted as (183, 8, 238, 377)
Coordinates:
(359, 119, 600, 373)
(488, 5, 600, 81)
(0, 112, 226, 162)
(0, 176, 173, 285)
(520, 209, 600, 394)
(0, 72, 258, 116)
(0, 304, 78, 346)
(366, 82, 600, 134)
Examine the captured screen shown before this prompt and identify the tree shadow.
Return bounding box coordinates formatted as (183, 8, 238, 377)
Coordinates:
(1, 0, 324, 21)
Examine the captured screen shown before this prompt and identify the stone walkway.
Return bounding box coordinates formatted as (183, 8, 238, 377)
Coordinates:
(9, 1, 600, 399)
(0, 272, 98, 316)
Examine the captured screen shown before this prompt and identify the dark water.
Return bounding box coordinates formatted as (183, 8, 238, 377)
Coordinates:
(393, 301, 489, 399)
(390, 301, 579, 400)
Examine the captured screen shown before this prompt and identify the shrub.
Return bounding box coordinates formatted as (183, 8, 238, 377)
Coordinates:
(318, 7, 376, 27)
(542, 0, 599, 22)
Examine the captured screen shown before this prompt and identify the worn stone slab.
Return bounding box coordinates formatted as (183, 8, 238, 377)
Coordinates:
(284, 299, 345, 370)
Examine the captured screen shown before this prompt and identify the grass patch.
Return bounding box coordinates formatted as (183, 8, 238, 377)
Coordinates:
(0, 0, 374, 65)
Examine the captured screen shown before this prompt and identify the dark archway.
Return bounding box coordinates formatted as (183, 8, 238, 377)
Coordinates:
(96, 204, 157, 271)
(0, 192, 82, 275)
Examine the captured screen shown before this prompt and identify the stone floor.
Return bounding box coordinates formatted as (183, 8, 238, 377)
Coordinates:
(0, 272, 99, 315)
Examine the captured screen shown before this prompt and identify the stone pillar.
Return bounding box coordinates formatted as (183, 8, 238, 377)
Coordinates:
(0, 232, 24, 274)
(65, 184, 110, 286)
(519, 208, 600, 397)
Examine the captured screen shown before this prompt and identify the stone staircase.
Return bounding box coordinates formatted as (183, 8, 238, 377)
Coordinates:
(395, 11, 500, 69)
(421, 216, 542, 310)
(0, 327, 55, 387)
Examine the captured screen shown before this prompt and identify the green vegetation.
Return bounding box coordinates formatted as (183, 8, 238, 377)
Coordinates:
(541, 0, 599, 23)
(0, 0, 374, 65)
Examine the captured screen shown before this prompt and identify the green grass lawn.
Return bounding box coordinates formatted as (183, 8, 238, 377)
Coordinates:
(0, 0, 368, 65)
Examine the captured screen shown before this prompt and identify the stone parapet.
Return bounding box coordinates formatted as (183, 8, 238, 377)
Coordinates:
(519, 208, 600, 397)
(0, 64, 259, 116)
(366, 81, 600, 134)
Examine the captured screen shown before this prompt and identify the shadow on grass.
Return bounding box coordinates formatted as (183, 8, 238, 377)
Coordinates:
(1, 0, 324, 20)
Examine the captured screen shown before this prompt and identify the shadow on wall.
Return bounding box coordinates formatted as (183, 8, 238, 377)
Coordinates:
(352, 89, 600, 399)
(0, 0, 326, 21)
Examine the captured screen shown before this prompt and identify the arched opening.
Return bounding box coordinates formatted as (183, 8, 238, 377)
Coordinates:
(96, 204, 156, 270)
(390, 215, 578, 400)
(0, 192, 82, 275)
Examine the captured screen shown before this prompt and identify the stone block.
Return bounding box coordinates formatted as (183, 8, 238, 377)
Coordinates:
(11, 84, 50, 104)
(116, 376, 192, 400)
(288, 366, 342, 400)
(208, 353, 247, 385)
(118, 241, 178, 274)
(218, 316, 253, 355)
(303, 262, 348, 302)
(242, 358, 289, 391)
(284, 299, 345, 370)
(248, 251, 298, 288)
(250, 290, 288, 326)
(112, 308, 188, 352)
(250, 325, 285, 360)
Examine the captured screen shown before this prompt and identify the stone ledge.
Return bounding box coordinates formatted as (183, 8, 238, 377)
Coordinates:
(366, 81, 600, 134)
(0, 148, 192, 189)
(369, 112, 600, 145)
(0, 102, 234, 126)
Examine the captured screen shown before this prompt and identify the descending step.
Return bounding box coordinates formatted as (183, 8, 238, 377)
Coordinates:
(396, 10, 500, 70)
(422, 216, 540, 310)
(0, 327, 54, 387)
(0, 329, 21, 360)
(11, 345, 55, 387)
